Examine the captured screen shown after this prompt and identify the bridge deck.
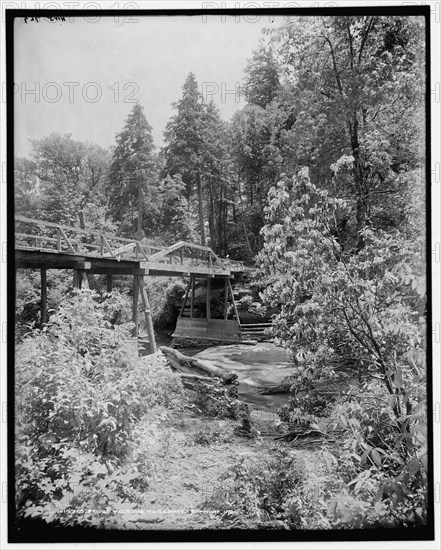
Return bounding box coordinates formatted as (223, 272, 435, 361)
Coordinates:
(14, 216, 249, 349)
(15, 216, 244, 278)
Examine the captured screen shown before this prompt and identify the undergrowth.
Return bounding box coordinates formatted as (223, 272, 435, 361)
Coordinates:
(15, 290, 185, 529)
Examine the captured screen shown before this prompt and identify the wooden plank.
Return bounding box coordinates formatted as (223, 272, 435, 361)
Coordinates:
(79, 270, 89, 290)
(16, 233, 58, 243)
(206, 277, 211, 320)
(136, 242, 150, 261)
(180, 279, 191, 316)
(59, 228, 75, 254)
(241, 323, 272, 328)
(106, 274, 113, 293)
(228, 279, 241, 326)
(88, 267, 145, 275)
(102, 235, 116, 258)
(224, 278, 229, 320)
(142, 261, 230, 276)
(73, 270, 80, 289)
(15, 215, 164, 246)
(132, 275, 139, 337)
(172, 317, 241, 342)
(15, 250, 142, 271)
(137, 275, 157, 353)
(147, 241, 185, 262)
(190, 276, 195, 319)
(103, 242, 136, 258)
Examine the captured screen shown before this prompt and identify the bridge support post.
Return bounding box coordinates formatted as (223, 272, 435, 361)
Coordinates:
(73, 269, 80, 290)
(106, 274, 113, 293)
(190, 276, 195, 319)
(40, 268, 47, 327)
(132, 275, 139, 337)
(228, 279, 241, 326)
(206, 278, 211, 320)
(137, 275, 157, 353)
(79, 270, 89, 289)
(223, 278, 229, 320)
(179, 278, 190, 316)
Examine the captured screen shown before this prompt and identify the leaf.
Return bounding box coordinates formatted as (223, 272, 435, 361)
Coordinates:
(371, 449, 382, 468)
(405, 457, 420, 477)
(393, 368, 403, 389)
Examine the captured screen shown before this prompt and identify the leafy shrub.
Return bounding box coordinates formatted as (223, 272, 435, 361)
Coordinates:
(204, 447, 306, 528)
(193, 379, 244, 419)
(16, 443, 144, 529)
(15, 290, 185, 526)
(257, 168, 428, 525)
(99, 289, 133, 326)
(145, 277, 186, 329)
(191, 421, 234, 446)
(16, 269, 74, 331)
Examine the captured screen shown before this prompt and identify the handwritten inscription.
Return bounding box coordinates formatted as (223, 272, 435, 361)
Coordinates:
(23, 16, 66, 24)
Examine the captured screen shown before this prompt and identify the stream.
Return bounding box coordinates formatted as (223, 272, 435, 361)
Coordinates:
(184, 342, 296, 412)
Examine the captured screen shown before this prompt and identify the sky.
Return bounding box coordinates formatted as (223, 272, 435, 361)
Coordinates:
(13, 14, 282, 157)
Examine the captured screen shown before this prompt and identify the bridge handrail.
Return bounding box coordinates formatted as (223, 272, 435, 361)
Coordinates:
(15, 216, 241, 273)
(15, 215, 165, 250)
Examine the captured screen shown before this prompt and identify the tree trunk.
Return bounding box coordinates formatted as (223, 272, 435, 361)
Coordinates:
(160, 346, 238, 384)
(208, 181, 216, 250)
(78, 210, 85, 230)
(137, 177, 143, 240)
(196, 172, 206, 246)
(217, 187, 223, 256)
(242, 221, 253, 256)
(349, 114, 367, 251)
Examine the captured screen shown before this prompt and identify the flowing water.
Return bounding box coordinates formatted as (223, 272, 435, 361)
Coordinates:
(189, 342, 297, 411)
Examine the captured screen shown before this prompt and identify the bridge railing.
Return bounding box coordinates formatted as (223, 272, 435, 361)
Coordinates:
(15, 216, 164, 261)
(15, 217, 243, 273)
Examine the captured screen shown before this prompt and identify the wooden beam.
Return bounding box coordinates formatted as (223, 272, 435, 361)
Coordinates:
(206, 278, 211, 320)
(41, 268, 47, 326)
(15, 250, 140, 271)
(15, 215, 158, 244)
(106, 274, 113, 293)
(227, 279, 240, 326)
(141, 261, 230, 276)
(59, 228, 75, 254)
(190, 276, 195, 319)
(88, 267, 145, 276)
(132, 275, 139, 337)
(73, 269, 80, 290)
(104, 242, 136, 259)
(102, 235, 116, 258)
(180, 278, 191, 317)
(137, 275, 157, 353)
(172, 317, 242, 344)
(224, 278, 229, 320)
(79, 270, 89, 289)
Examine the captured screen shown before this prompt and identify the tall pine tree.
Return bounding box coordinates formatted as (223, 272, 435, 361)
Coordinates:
(163, 73, 207, 246)
(109, 104, 156, 239)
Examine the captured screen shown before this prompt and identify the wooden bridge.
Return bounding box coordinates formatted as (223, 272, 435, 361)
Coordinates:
(15, 216, 247, 351)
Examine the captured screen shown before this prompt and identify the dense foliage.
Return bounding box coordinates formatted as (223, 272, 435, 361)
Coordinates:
(14, 14, 428, 532)
(257, 167, 427, 526)
(15, 292, 185, 527)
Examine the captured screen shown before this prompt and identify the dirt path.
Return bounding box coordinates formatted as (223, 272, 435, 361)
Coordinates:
(120, 405, 329, 531)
